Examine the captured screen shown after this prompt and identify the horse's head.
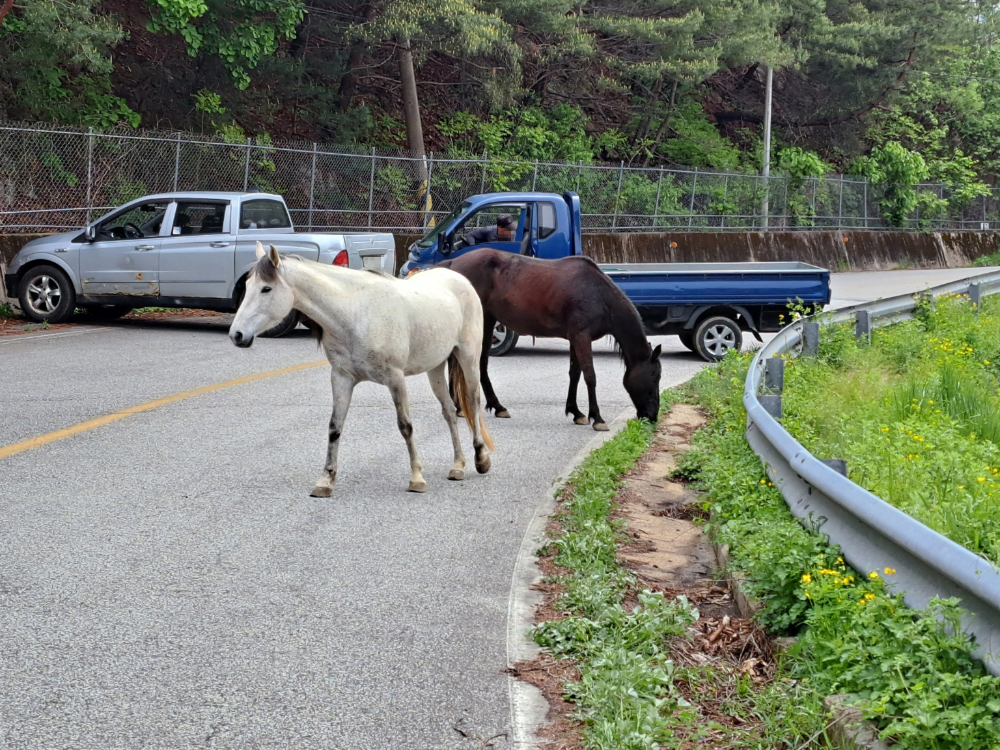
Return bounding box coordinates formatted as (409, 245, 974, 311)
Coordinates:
(229, 242, 295, 348)
(623, 344, 662, 422)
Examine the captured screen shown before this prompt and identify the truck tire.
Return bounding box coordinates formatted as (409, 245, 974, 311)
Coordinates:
(490, 322, 519, 356)
(84, 305, 132, 321)
(693, 316, 742, 362)
(18, 264, 76, 323)
(259, 310, 299, 338)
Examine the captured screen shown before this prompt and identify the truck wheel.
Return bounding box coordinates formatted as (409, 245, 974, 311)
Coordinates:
(490, 322, 519, 356)
(693, 316, 742, 362)
(18, 264, 76, 323)
(678, 329, 695, 351)
(84, 305, 132, 321)
(259, 310, 299, 338)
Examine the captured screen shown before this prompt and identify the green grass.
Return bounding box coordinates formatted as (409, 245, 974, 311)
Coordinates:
(0, 302, 15, 318)
(681, 333, 1000, 748)
(972, 249, 1000, 267)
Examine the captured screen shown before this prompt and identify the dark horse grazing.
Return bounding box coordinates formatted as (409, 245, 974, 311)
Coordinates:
(437, 248, 661, 430)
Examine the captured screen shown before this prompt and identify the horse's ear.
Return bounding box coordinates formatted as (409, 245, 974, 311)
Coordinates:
(650, 344, 662, 362)
(268, 244, 281, 268)
(255, 241, 267, 259)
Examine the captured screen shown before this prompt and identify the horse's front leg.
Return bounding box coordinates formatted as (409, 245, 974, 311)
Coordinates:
(479, 314, 510, 418)
(571, 334, 607, 431)
(311, 372, 357, 497)
(387, 370, 427, 492)
(428, 362, 466, 480)
(565, 345, 587, 425)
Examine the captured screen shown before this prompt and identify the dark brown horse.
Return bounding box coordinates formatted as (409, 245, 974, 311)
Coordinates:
(437, 248, 661, 430)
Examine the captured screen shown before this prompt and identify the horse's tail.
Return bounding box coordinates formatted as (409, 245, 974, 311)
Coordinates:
(449, 353, 496, 452)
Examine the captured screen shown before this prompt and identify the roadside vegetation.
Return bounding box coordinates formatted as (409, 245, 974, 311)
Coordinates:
(529, 294, 1000, 748)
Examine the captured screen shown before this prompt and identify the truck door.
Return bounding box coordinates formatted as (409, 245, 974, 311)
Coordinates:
(532, 200, 563, 259)
(79, 199, 166, 297)
(159, 200, 232, 298)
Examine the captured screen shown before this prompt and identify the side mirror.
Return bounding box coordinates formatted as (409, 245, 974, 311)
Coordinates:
(440, 235, 452, 256)
(84, 225, 96, 241)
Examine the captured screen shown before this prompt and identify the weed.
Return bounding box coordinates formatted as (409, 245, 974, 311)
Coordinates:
(0, 302, 14, 318)
(972, 249, 1000, 267)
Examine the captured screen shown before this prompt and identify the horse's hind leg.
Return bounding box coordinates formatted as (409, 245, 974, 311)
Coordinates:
(428, 362, 466, 480)
(480, 314, 510, 418)
(386, 370, 427, 492)
(566, 346, 588, 425)
(456, 348, 493, 474)
(311, 373, 356, 498)
(571, 333, 607, 431)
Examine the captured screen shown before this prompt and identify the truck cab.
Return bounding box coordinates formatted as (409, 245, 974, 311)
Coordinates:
(399, 192, 583, 276)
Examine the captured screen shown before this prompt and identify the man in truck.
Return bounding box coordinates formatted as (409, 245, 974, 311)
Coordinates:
(462, 213, 516, 246)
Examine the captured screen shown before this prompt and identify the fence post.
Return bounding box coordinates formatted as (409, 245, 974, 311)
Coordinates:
(367, 147, 376, 229)
(837, 176, 844, 230)
(653, 167, 664, 230)
(612, 161, 624, 229)
(86, 127, 94, 224)
(863, 180, 869, 229)
(721, 173, 729, 229)
(687, 167, 698, 229)
(479, 151, 488, 194)
(812, 177, 818, 223)
(422, 152, 434, 227)
(308, 143, 318, 231)
(243, 137, 252, 192)
(532, 160, 539, 191)
(173, 134, 181, 191)
(576, 160, 583, 193)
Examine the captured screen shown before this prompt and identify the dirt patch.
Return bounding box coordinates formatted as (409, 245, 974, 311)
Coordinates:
(0, 315, 75, 337)
(515, 404, 782, 747)
(126, 308, 228, 320)
(0, 308, 228, 337)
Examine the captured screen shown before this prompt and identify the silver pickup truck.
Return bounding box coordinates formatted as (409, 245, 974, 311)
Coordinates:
(3, 191, 395, 336)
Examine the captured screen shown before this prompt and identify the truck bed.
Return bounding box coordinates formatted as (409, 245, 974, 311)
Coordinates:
(599, 261, 831, 307)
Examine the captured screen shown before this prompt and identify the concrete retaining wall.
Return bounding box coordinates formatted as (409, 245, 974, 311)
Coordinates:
(5, 231, 999, 277)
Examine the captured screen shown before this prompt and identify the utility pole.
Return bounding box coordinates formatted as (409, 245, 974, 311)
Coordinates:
(761, 66, 773, 230)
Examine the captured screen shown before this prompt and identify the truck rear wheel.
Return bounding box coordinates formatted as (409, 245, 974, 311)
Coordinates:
(693, 316, 742, 362)
(678, 329, 695, 351)
(490, 322, 519, 356)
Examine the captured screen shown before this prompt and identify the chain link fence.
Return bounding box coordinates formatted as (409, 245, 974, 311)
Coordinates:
(1, 122, 998, 235)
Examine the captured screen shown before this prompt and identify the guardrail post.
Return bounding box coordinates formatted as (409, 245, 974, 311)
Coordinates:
(855, 310, 871, 344)
(820, 459, 848, 477)
(970, 282, 982, 311)
(367, 146, 376, 229)
(759, 394, 782, 419)
(764, 358, 784, 392)
(802, 321, 820, 357)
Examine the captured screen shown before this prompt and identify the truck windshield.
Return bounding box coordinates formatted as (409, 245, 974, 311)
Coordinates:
(416, 203, 470, 248)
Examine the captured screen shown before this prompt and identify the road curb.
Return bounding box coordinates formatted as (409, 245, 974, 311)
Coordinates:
(506, 406, 634, 748)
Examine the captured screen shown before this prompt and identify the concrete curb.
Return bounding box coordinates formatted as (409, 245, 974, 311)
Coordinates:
(506, 406, 634, 749)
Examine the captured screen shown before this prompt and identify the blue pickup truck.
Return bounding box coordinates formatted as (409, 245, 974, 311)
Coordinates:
(399, 191, 831, 361)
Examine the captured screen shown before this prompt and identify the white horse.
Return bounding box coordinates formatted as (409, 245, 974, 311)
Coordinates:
(229, 242, 495, 496)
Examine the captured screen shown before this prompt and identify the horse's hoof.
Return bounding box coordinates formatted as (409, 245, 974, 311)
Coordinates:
(495, 409, 511, 419)
(456, 409, 465, 418)
(310, 485, 333, 498)
(593, 422, 609, 432)
(475, 455, 491, 474)
(448, 469, 465, 481)
(408, 480, 428, 493)
(573, 415, 589, 425)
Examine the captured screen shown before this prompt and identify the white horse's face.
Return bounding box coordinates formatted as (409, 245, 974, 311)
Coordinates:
(229, 242, 295, 348)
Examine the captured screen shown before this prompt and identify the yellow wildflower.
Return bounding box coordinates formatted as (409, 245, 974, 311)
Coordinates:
(865, 593, 876, 601)
(801, 573, 812, 584)
(979, 477, 986, 483)
(884, 567, 896, 575)
(869, 571, 880, 580)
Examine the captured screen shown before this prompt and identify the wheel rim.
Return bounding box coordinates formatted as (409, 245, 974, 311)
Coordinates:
(704, 325, 736, 357)
(26, 275, 62, 315)
(492, 322, 508, 349)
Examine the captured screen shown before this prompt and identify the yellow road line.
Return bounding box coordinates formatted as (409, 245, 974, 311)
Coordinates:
(0, 360, 327, 461)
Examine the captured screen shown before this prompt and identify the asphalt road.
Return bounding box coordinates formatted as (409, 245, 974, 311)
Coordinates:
(0, 267, 994, 749)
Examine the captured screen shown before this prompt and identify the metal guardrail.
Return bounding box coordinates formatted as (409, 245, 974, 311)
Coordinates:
(743, 270, 1000, 675)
